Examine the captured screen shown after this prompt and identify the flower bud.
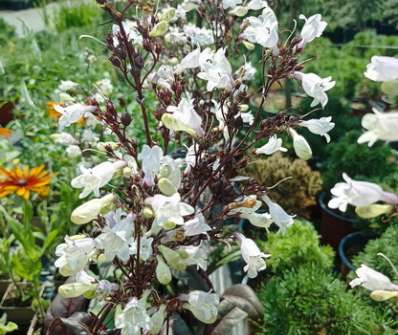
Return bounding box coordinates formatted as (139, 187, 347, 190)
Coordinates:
(149, 21, 169, 37)
(355, 204, 393, 219)
(158, 245, 186, 271)
(229, 6, 248, 17)
(143, 206, 154, 219)
(96, 142, 119, 152)
(71, 193, 115, 225)
(121, 112, 132, 127)
(370, 290, 398, 302)
(59, 282, 97, 298)
(239, 104, 249, 112)
(159, 8, 176, 22)
(242, 41, 255, 50)
(156, 256, 172, 285)
(289, 128, 312, 160)
(158, 177, 177, 196)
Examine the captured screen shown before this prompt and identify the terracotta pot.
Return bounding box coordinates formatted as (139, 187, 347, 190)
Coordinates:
(0, 283, 43, 327)
(318, 192, 357, 249)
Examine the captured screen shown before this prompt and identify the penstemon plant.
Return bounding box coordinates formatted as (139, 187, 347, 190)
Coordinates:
(50, 0, 336, 333)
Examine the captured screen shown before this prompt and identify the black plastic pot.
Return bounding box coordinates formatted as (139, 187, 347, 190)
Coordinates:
(318, 192, 357, 249)
(0, 0, 35, 10)
(338, 231, 376, 277)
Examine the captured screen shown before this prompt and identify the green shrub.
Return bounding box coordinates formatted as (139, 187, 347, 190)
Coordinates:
(0, 18, 15, 46)
(322, 130, 396, 189)
(256, 266, 396, 335)
(259, 220, 334, 273)
(54, 2, 103, 32)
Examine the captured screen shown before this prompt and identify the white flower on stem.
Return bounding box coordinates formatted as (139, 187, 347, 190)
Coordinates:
(182, 242, 209, 271)
(95, 210, 134, 263)
(95, 78, 113, 96)
(300, 116, 335, 143)
(222, 0, 242, 9)
(58, 270, 97, 299)
(55, 104, 96, 130)
(58, 80, 78, 92)
(294, 72, 335, 108)
(115, 295, 151, 335)
(82, 129, 99, 145)
(328, 173, 398, 212)
(145, 193, 195, 231)
(241, 7, 278, 50)
(66, 145, 82, 158)
(255, 135, 287, 155)
(364, 56, 398, 82)
(71, 193, 115, 225)
(298, 14, 327, 48)
(247, 0, 268, 10)
(112, 20, 143, 47)
(176, 47, 201, 73)
(51, 132, 78, 145)
(183, 212, 211, 236)
(289, 128, 312, 160)
(71, 160, 126, 198)
(183, 291, 220, 324)
(158, 156, 183, 195)
(358, 108, 398, 147)
(229, 6, 249, 17)
(238, 233, 270, 278)
(150, 305, 167, 334)
(130, 235, 154, 261)
(350, 265, 398, 292)
(165, 27, 188, 45)
(163, 98, 204, 136)
(96, 280, 119, 298)
(262, 195, 295, 231)
(138, 145, 164, 186)
(183, 24, 214, 46)
(55, 235, 96, 276)
(237, 62, 257, 81)
(198, 48, 234, 92)
(240, 112, 254, 125)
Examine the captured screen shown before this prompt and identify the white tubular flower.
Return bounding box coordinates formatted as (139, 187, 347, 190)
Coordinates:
(255, 135, 288, 155)
(130, 235, 154, 261)
(238, 62, 257, 81)
(300, 116, 335, 143)
(364, 56, 398, 82)
(222, 0, 242, 9)
(71, 193, 115, 225)
(358, 108, 398, 147)
(59, 270, 97, 298)
(238, 233, 270, 278)
(55, 235, 96, 276)
(58, 80, 79, 92)
(71, 160, 126, 199)
(150, 305, 167, 334)
(95, 210, 134, 263)
(350, 265, 398, 292)
(182, 243, 209, 271)
(298, 14, 327, 48)
(247, 0, 268, 10)
(183, 24, 214, 46)
(145, 193, 195, 231)
(241, 7, 278, 50)
(66, 145, 82, 158)
(176, 47, 201, 73)
(229, 5, 249, 17)
(95, 78, 113, 96)
(112, 20, 143, 47)
(51, 132, 78, 145)
(138, 145, 164, 186)
(115, 296, 151, 335)
(183, 291, 220, 324)
(289, 128, 312, 160)
(294, 72, 335, 108)
(163, 98, 204, 137)
(198, 48, 234, 92)
(183, 212, 211, 236)
(158, 156, 182, 195)
(328, 173, 398, 212)
(262, 195, 295, 232)
(55, 104, 96, 130)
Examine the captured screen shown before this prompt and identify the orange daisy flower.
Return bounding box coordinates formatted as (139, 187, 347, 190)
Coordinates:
(0, 165, 51, 200)
(0, 128, 12, 139)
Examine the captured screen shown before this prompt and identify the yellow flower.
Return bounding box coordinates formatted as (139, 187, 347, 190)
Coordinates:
(0, 165, 51, 200)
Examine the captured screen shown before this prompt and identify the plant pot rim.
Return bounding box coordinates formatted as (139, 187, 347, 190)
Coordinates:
(0, 282, 45, 309)
(338, 231, 376, 272)
(318, 191, 356, 223)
